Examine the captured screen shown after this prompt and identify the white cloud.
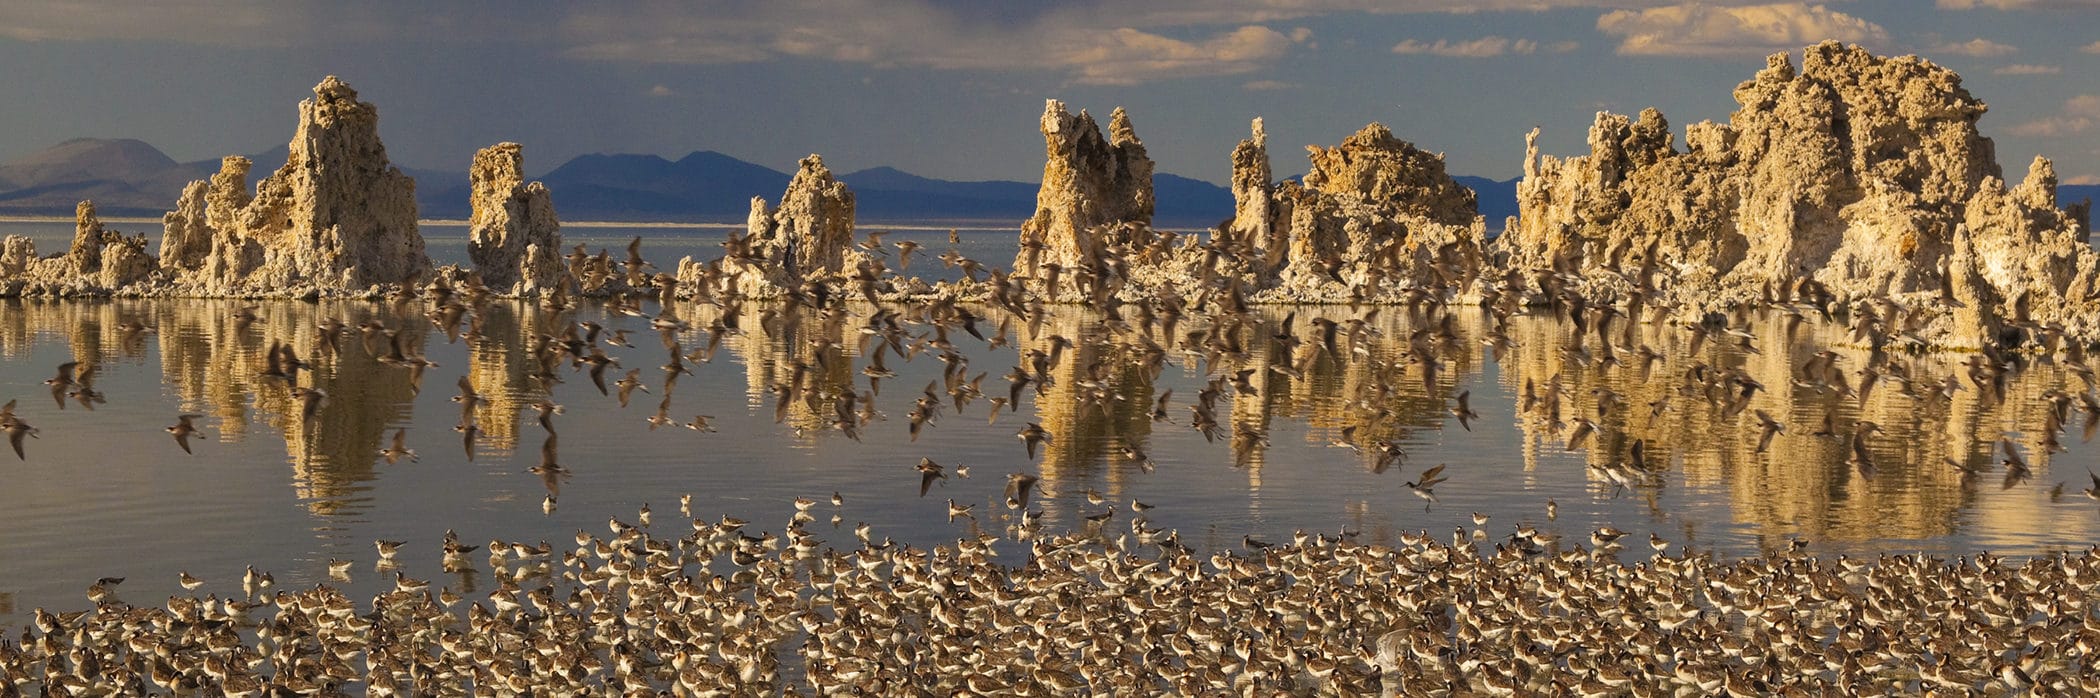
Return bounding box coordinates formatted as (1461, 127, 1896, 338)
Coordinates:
(2083, 40, 2100, 53)
(1547, 40, 1582, 53)
(1596, 3, 1889, 56)
(647, 84, 675, 97)
(1992, 64, 2061, 75)
(1392, 36, 1540, 57)
(2008, 95, 2100, 137)
(1242, 79, 1298, 90)
(1055, 25, 1294, 85)
(1931, 38, 2017, 57)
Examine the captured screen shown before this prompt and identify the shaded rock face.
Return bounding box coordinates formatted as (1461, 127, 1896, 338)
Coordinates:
(1245, 122, 1484, 298)
(467, 143, 563, 294)
(1015, 101, 1154, 277)
(1502, 42, 2096, 347)
(727, 155, 856, 296)
(158, 76, 427, 294)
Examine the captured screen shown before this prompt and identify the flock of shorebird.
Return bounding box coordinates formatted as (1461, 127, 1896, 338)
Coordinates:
(4, 230, 2100, 694)
(7, 497, 2100, 694)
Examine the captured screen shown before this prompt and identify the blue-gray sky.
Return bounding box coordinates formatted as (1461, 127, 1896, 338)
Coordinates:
(3, 1, 2097, 185)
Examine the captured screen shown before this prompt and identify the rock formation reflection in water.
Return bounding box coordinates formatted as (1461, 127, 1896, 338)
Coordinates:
(1, 295, 2090, 556)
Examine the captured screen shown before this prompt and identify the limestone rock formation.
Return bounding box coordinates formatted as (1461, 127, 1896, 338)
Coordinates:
(68, 201, 114, 274)
(1243, 122, 1485, 299)
(0, 200, 156, 294)
(769, 155, 857, 277)
(1015, 101, 1154, 278)
(724, 155, 856, 297)
(157, 76, 427, 295)
(63, 200, 154, 287)
(466, 143, 563, 294)
(1501, 42, 2096, 347)
(1224, 118, 1278, 265)
(0, 236, 33, 279)
(159, 156, 254, 277)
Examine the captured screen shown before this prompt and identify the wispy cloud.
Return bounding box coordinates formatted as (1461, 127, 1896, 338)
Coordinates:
(2008, 95, 2100, 137)
(1596, 3, 1889, 56)
(1937, 0, 2100, 9)
(647, 84, 675, 97)
(1993, 64, 2060, 75)
(1931, 38, 2017, 57)
(1241, 79, 1298, 90)
(558, 1, 1310, 85)
(1392, 36, 1539, 57)
(0, 1, 548, 45)
(2083, 40, 2100, 53)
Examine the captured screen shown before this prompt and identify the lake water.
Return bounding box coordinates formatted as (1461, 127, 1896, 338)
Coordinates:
(0, 221, 2094, 633)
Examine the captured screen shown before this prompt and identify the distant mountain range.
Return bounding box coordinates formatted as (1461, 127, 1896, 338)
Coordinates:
(34, 135, 2012, 231)
(0, 138, 463, 219)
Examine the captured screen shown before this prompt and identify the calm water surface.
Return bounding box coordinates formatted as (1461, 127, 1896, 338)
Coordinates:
(0, 225, 2094, 632)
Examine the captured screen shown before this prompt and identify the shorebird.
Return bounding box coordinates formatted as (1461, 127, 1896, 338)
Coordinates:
(1848, 421, 1883, 479)
(1407, 464, 1449, 510)
(1005, 473, 1040, 510)
(1752, 410, 1783, 454)
(452, 375, 483, 415)
(614, 369, 649, 407)
(373, 540, 406, 561)
(290, 387, 327, 422)
(44, 361, 80, 408)
(1566, 417, 1599, 452)
(165, 414, 204, 454)
(457, 420, 481, 462)
(4, 417, 36, 460)
(380, 428, 417, 464)
(1017, 423, 1052, 460)
(1372, 440, 1407, 474)
(916, 458, 946, 497)
(1999, 436, 2032, 485)
(1450, 390, 1480, 431)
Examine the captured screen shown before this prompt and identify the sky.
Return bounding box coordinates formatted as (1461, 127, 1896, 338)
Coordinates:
(2, 1, 2098, 185)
